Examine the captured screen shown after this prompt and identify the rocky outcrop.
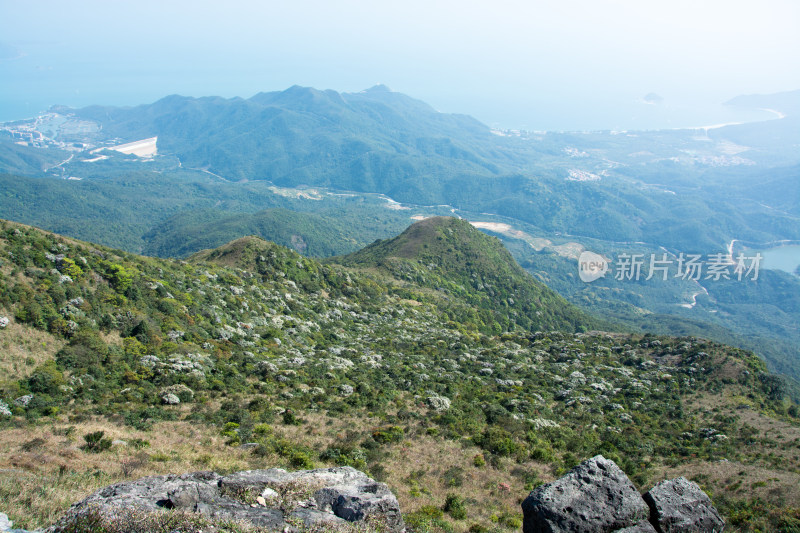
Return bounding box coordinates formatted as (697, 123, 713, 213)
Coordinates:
(0, 511, 29, 533)
(521, 455, 650, 532)
(522, 456, 724, 533)
(47, 466, 404, 532)
(644, 477, 725, 532)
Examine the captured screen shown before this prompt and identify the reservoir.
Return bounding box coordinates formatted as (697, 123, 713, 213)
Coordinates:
(760, 245, 800, 276)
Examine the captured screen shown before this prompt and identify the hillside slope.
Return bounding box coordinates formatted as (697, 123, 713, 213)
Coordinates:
(143, 206, 414, 259)
(0, 219, 798, 532)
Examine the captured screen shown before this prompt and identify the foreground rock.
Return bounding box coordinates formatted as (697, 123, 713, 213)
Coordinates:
(522, 456, 724, 533)
(644, 477, 725, 532)
(521, 455, 651, 532)
(0, 511, 30, 533)
(47, 466, 404, 532)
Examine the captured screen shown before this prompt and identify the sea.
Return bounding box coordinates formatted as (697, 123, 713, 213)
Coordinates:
(0, 47, 782, 131)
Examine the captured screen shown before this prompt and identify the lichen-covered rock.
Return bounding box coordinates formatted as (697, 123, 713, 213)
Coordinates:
(643, 477, 724, 532)
(521, 455, 650, 532)
(314, 478, 404, 529)
(426, 394, 451, 412)
(0, 316, 9, 328)
(160, 383, 194, 403)
(160, 392, 180, 405)
(13, 395, 32, 407)
(47, 467, 404, 532)
(0, 401, 11, 417)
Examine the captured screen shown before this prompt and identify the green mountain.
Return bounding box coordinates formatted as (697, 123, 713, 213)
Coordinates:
(188, 234, 308, 270)
(336, 217, 599, 333)
(0, 132, 68, 175)
(67, 85, 509, 197)
(725, 89, 800, 116)
(3, 87, 799, 254)
(143, 206, 414, 259)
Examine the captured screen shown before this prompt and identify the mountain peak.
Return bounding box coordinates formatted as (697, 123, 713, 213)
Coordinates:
(249, 85, 347, 108)
(340, 216, 510, 264)
(189, 235, 292, 269)
(362, 84, 393, 93)
(336, 216, 596, 333)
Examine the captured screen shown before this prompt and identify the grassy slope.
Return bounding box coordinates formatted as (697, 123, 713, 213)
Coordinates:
(0, 218, 798, 532)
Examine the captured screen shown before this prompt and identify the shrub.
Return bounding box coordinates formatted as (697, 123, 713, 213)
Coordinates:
(498, 513, 522, 528)
(253, 423, 272, 436)
(443, 494, 467, 520)
(372, 425, 404, 444)
(82, 431, 112, 453)
(129, 438, 151, 449)
(222, 422, 241, 445)
(405, 505, 453, 533)
(320, 446, 367, 470)
(441, 466, 464, 488)
(290, 451, 314, 469)
(283, 410, 302, 425)
(27, 361, 66, 394)
(475, 427, 517, 457)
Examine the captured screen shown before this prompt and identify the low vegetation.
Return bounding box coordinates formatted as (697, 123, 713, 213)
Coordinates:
(1, 218, 799, 531)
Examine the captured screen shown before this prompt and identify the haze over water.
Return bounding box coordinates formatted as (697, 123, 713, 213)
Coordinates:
(1, 0, 798, 131)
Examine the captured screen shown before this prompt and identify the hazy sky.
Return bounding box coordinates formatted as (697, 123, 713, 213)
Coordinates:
(1, 0, 798, 129)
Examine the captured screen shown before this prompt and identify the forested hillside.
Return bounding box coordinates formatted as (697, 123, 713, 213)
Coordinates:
(1, 218, 798, 531)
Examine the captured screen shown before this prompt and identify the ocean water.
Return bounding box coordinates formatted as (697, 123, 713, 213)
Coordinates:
(0, 45, 781, 131)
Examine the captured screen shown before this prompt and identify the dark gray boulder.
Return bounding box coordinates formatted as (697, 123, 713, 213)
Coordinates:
(315, 480, 404, 528)
(521, 456, 725, 533)
(616, 520, 658, 532)
(521, 455, 650, 532)
(643, 477, 724, 532)
(47, 466, 404, 532)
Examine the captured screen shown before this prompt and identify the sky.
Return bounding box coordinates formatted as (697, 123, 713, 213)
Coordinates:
(1, 0, 798, 130)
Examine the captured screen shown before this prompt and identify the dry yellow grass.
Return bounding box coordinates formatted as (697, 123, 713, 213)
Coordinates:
(0, 311, 65, 380)
(379, 431, 542, 528)
(99, 329, 125, 347)
(0, 411, 541, 532)
(655, 459, 800, 509)
(2, 389, 797, 531)
(0, 417, 253, 530)
(279, 412, 542, 530)
(687, 391, 800, 466)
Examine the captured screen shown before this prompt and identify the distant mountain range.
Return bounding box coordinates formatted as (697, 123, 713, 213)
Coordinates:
(66, 84, 510, 196)
(725, 88, 800, 115)
(0, 85, 799, 394)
